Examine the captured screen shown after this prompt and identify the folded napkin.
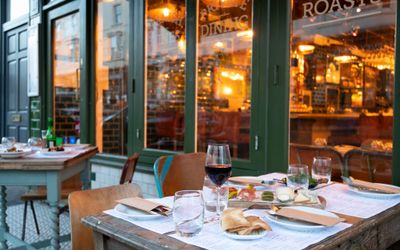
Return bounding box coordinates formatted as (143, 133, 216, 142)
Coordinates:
(116, 197, 171, 216)
(350, 177, 400, 194)
(276, 207, 343, 227)
(221, 208, 271, 235)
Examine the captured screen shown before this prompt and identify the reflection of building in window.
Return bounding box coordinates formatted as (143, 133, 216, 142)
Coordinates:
(110, 31, 124, 60)
(114, 4, 122, 25)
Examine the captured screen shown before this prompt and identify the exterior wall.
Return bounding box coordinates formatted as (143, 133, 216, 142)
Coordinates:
(91, 163, 158, 198)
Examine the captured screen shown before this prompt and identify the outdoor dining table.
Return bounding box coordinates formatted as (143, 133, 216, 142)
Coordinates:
(0, 146, 98, 250)
(82, 173, 400, 250)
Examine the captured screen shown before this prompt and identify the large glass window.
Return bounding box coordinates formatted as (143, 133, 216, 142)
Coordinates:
(197, 0, 253, 159)
(290, 0, 395, 183)
(53, 13, 81, 139)
(95, 0, 129, 155)
(145, 0, 186, 151)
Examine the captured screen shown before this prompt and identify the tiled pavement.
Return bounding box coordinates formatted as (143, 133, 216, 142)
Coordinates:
(6, 202, 71, 249)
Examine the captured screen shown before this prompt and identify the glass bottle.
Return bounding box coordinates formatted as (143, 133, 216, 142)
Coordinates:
(46, 118, 56, 148)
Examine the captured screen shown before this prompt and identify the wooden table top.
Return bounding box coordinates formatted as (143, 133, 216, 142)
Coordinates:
(82, 202, 400, 250)
(0, 146, 98, 170)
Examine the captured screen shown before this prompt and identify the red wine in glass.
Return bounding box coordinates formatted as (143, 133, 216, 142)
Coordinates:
(205, 164, 232, 187)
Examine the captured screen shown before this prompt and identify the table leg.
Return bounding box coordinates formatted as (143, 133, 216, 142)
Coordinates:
(47, 172, 61, 250)
(0, 186, 7, 249)
(80, 160, 91, 190)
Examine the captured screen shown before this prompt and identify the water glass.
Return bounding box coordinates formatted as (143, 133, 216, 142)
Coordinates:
(312, 156, 332, 184)
(287, 164, 309, 190)
(1, 137, 16, 149)
(173, 190, 204, 237)
(202, 176, 228, 215)
(27, 137, 44, 151)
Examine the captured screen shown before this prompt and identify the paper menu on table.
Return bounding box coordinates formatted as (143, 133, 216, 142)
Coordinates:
(171, 210, 351, 250)
(316, 183, 400, 218)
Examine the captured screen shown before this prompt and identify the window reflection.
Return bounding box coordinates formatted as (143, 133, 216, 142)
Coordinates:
(95, 0, 129, 155)
(197, 0, 253, 159)
(53, 13, 81, 139)
(8, 0, 29, 21)
(290, 0, 395, 183)
(145, 0, 186, 151)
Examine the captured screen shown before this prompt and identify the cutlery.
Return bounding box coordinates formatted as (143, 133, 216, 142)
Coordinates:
(341, 176, 395, 194)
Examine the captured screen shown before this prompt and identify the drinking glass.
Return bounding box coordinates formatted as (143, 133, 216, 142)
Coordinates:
(1, 137, 16, 149)
(312, 156, 332, 184)
(202, 176, 228, 215)
(27, 137, 44, 151)
(173, 190, 204, 237)
(287, 164, 309, 190)
(205, 144, 232, 216)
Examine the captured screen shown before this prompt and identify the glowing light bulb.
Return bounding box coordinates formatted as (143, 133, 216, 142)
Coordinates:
(162, 8, 170, 17)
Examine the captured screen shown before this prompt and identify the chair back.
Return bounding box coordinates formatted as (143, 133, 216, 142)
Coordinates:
(68, 184, 142, 250)
(153, 152, 206, 197)
(119, 153, 140, 184)
(344, 148, 392, 183)
(289, 143, 344, 181)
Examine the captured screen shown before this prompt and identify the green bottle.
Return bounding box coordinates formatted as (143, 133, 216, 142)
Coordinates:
(46, 118, 56, 148)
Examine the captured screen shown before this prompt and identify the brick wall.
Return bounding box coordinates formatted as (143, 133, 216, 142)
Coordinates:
(55, 87, 80, 138)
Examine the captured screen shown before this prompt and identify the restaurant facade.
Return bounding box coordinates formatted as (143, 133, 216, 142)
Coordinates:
(0, 0, 398, 196)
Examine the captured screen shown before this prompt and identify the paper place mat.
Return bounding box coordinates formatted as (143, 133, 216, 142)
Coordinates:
(170, 209, 351, 250)
(104, 196, 175, 235)
(316, 183, 400, 218)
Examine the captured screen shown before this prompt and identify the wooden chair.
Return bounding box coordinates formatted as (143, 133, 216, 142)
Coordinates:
(20, 152, 140, 240)
(153, 152, 206, 197)
(289, 143, 345, 182)
(68, 183, 142, 250)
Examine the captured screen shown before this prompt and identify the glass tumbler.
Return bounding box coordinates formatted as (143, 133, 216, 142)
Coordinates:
(173, 190, 204, 237)
(1, 137, 16, 149)
(287, 164, 309, 190)
(312, 156, 332, 184)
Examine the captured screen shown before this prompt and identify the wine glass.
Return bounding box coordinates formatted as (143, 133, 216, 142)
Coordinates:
(27, 137, 44, 151)
(205, 144, 232, 216)
(1, 136, 16, 149)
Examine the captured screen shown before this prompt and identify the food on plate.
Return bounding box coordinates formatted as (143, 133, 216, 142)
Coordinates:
(48, 146, 65, 152)
(228, 187, 238, 199)
(6, 147, 17, 152)
(281, 177, 319, 189)
(221, 208, 271, 235)
(294, 190, 319, 203)
(275, 187, 295, 202)
(237, 185, 257, 201)
(261, 191, 274, 201)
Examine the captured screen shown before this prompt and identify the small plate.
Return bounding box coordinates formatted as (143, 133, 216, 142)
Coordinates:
(0, 150, 29, 159)
(223, 230, 268, 240)
(348, 184, 400, 199)
(265, 206, 339, 231)
(113, 204, 163, 220)
(40, 148, 71, 156)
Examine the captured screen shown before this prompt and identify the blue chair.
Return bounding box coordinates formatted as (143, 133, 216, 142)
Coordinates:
(153, 152, 206, 198)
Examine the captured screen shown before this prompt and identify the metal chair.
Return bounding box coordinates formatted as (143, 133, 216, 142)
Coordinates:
(153, 152, 206, 198)
(343, 148, 392, 183)
(289, 143, 345, 181)
(20, 152, 140, 240)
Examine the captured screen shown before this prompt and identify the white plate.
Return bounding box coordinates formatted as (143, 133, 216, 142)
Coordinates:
(40, 148, 71, 156)
(113, 204, 163, 220)
(228, 176, 272, 190)
(265, 206, 339, 231)
(0, 149, 31, 159)
(348, 184, 400, 199)
(223, 230, 268, 240)
(63, 144, 90, 150)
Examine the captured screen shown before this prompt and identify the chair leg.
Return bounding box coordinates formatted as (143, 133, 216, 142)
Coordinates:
(22, 201, 28, 241)
(29, 201, 40, 235)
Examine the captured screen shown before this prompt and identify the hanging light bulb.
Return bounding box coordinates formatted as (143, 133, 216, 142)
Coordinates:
(148, 1, 185, 22)
(202, 0, 244, 8)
